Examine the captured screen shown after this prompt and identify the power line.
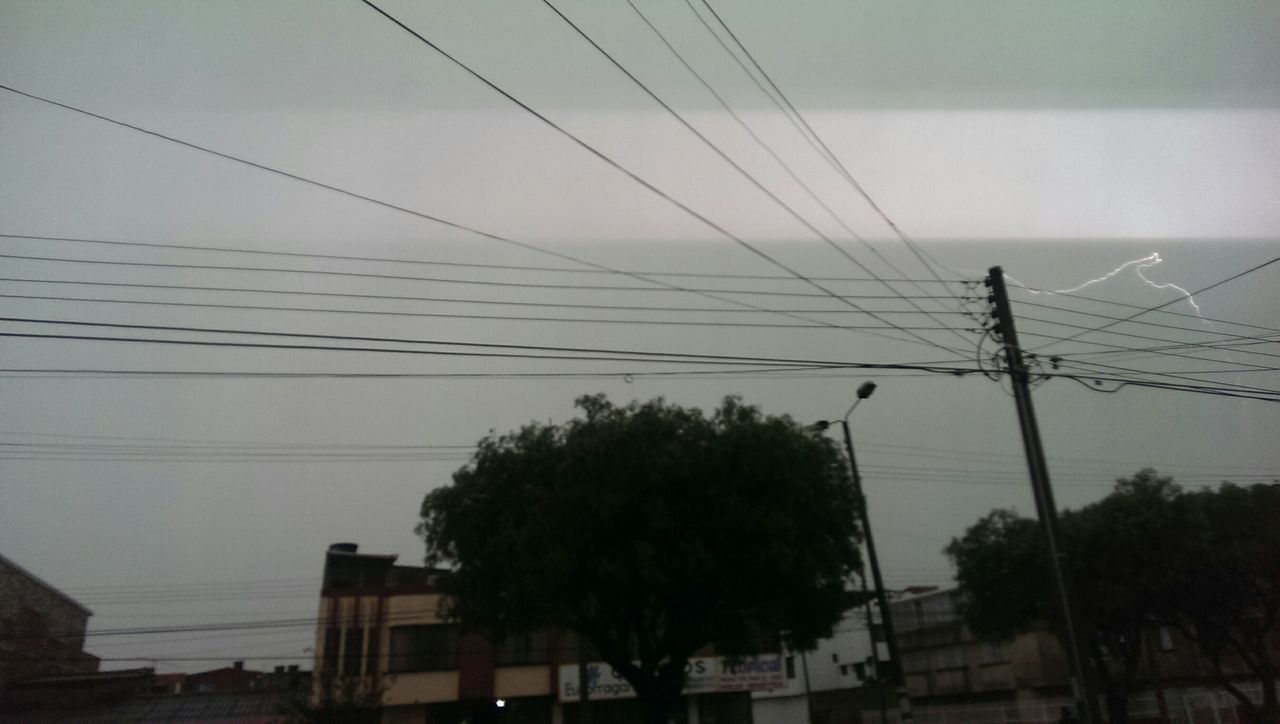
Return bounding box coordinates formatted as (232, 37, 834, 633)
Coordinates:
(1012, 316, 1280, 370)
(2, 318, 1272, 401)
(0, 362, 1273, 402)
(0, 291, 969, 332)
(1078, 366, 1280, 377)
(656, 0, 974, 342)
(0, 367, 967, 382)
(65, 576, 318, 591)
(0, 251, 966, 300)
(5, 278, 1271, 369)
(1014, 296, 1280, 346)
(17, 255, 1269, 360)
(693, 0, 966, 299)
(0, 432, 472, 451)
(1049, 356, 1280, 397)
(0, 315, 978, 370)
(1039, 369, 1280, 403)
(1028, 255, 1280, 352)
(539, 0, 973, 355)
(0, 85, 957, 352)
(358, 0, 970, 357)
(621, 0, 940, 295)
(857, 440, 1280, 474)
(0, 233, 967, 284)
(7, 432, 1271, 479)
(1043, 334, 1280, 362)
(0, 276, 974, 316)
(1012, 283, 1280, 336)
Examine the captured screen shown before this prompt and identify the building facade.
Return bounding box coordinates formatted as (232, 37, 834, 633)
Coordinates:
(0, 552, 98, 692)
(882, 587, 1280, 724)
(314, 543, 815, 724)
(886, 588, 1071, 716)
(0, 665, 308, 723)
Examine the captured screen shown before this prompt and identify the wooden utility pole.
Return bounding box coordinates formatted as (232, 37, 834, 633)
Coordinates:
(986, 266, 1102, 724)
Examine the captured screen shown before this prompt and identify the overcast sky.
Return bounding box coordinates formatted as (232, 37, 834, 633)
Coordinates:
(2, 0, 1278, 672)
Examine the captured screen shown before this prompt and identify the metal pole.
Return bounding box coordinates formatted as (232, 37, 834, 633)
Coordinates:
(577, 633, 591, 724)
(839, 419, 913, 723)
(986, 266, 1101, 724)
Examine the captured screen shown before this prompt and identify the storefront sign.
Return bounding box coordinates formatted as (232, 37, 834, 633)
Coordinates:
(558, 655, 784, 702)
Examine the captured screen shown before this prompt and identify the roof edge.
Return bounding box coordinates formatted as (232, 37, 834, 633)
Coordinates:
(0, 551, 93, 616)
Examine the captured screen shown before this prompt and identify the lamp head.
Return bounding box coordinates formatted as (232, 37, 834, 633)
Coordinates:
(856, 382, 877, 400)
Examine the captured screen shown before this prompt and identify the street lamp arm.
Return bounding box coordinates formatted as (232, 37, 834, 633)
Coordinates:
(842, 397, 863, 423)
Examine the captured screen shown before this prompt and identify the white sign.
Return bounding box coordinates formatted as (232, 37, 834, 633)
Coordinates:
(558, 655, 785, 702)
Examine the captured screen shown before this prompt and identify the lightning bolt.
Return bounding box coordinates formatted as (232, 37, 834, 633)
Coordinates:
(1005, 252, 1213, 329)
(1132, 256, 1206, 319)
(1007, 254, 1243, 385)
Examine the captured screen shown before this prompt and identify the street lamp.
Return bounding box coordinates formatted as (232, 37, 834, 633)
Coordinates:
(815, 382, 913, 724)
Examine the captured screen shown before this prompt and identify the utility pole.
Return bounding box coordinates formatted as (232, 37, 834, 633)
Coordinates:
(576, 632, 591, 724)
(800, 648, 815, 724)
(985, 266, 1101, 724)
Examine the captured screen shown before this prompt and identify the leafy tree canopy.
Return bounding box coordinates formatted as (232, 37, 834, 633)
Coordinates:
(1164, 482, 1280, 720)
(418, 394, 861, 722)
(946, 470, 1280, 723)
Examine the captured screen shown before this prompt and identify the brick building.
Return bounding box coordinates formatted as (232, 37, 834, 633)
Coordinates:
(0, 552, 98, 691)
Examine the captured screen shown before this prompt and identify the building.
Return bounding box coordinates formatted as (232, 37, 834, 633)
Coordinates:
(881, 587, 1280, 723)
(879, 587, 1073, 721)
(0, 663, 311, 723)
(0, 551, 98, 692)
(749, 604, 889, 724)
(315, 543, 799, 724)
(185, 659, 278, 693)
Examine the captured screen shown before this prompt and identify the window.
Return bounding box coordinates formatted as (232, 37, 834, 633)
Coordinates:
(921, 594, 957, 626)
(785, 656, 795, 679)
(388, 625, 459, 673)
(839, 664, 849, 676)
(854, 662, 867, 680)
(495, 629, 548, 666)
(978, 639, 1012, 665)
(894, 602, 920, 633)
(343, 627, 364, 676)
(930, 645, 964, 669)
(902, 650, 931, 674)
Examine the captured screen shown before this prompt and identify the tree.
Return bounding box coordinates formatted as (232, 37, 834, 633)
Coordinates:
(1162, 483, 1280, 723)
(948, 472, 1280, 723)
(291, 671, 389, 724)
(418, 395, 862, 724)
(946, 469, 1189, 723)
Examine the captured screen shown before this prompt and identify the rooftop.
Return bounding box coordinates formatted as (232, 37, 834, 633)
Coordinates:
(0, 551, 93, 616)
